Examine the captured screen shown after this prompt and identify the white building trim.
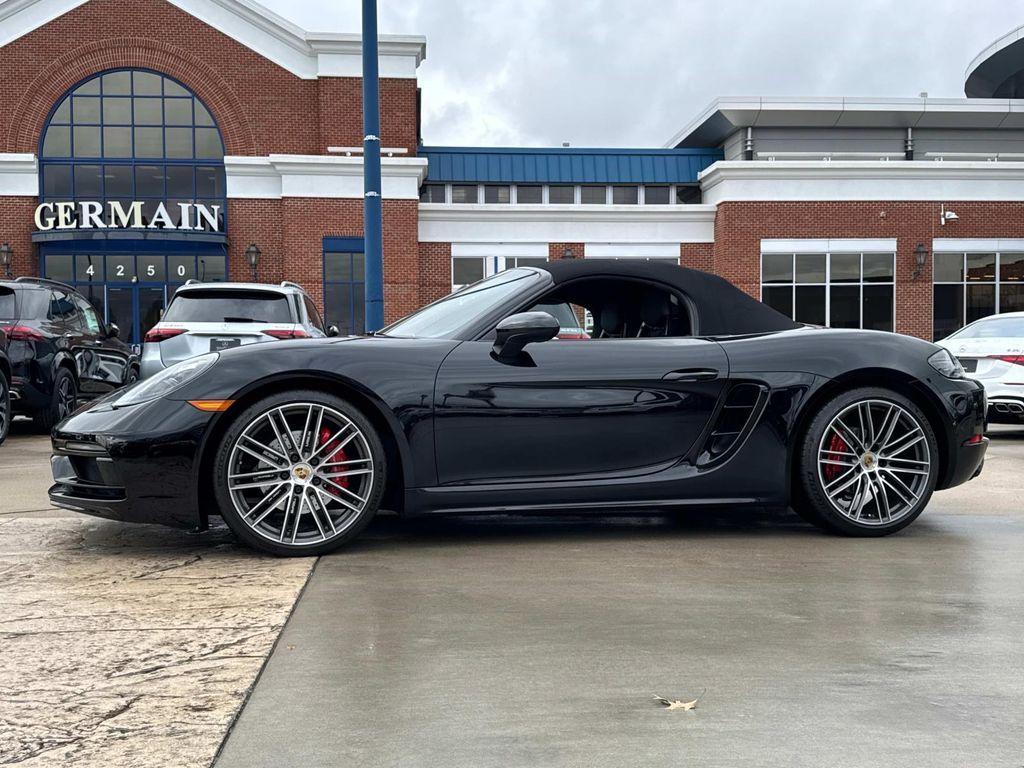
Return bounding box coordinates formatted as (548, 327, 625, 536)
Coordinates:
(451, 242, 548, 258)
(933, 238, 1024, 252)
(700, 160, 1024, 204)
(0, 0, 425, 80)
(585, 243, 681, 259)
(0, 153, 38, 196)
(225, 154, 427, 200)
(761, 238, 897, 254)
(418, 204, 717, 244)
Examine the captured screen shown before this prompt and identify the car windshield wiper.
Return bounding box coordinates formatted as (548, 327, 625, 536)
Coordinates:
(221, 317, 267, 323)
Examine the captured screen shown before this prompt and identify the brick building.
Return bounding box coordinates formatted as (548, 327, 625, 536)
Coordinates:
(0, 0, 1022, 343)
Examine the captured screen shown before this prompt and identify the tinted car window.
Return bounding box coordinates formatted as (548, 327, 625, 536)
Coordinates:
(73, 295, 103, 334)
(50, 290, 78, 324)
(10, 289, 49, 321)
(533, 302, 581, 330)
(303, 295, 326, 332)
(0, 288, 16, 321)
(162, 290, 294, 323)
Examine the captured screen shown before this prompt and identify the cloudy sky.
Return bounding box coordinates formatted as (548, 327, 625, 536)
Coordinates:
(259, 0, 1020, 148)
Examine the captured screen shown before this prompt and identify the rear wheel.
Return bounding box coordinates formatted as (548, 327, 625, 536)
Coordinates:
(796, 387, 938, 536)
(213, 391, 386, 556)
(33, 368, 77, 434)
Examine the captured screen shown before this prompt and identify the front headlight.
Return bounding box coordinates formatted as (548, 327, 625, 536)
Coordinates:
(928, 349, 965, 379)
(117, 353, 219, 406)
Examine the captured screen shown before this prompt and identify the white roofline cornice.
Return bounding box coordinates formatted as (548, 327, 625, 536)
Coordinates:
(225, 154, 427, 200)
(0, 0, 426, 79)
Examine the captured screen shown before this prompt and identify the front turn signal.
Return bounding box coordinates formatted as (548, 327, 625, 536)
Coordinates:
(188, 400, 235, 412)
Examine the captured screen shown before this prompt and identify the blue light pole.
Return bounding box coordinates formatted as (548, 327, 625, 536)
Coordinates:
(362, 0, 384, 332)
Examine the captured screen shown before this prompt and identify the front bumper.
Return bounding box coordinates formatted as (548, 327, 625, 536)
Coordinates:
(47, 397, 215, 529)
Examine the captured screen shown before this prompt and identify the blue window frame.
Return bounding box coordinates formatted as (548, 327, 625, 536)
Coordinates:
(323, 237, 365, 336)
(38, 68, 226, 231)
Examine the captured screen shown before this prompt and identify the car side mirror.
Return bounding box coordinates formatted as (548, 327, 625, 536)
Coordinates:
(327, 325, 341, 338)
(106, 323, 120, 339)
(493, 311, 559, 360)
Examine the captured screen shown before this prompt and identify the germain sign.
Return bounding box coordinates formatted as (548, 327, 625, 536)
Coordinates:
(34, 201, 222, 233)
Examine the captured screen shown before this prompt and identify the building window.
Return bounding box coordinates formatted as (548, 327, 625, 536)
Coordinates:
(323, 239, 365, 335)
(643, 186, 670, 205)
(761, 252, 895, 331)
(419, 183, 445, 203)
(483, 184, 511, 204)
(516, 185, 543, 204)
(611, 185, 639, 205)
(39, 68, 226, 232)
(549, 185, 575, 204)
(580, 185, 607, 204)
(675, 185, 702, 204)
(932, 251, 1024, 340)
(451, 184, 479, 204)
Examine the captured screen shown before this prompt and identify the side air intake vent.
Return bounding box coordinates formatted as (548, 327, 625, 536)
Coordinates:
(696, 383, 768, 467)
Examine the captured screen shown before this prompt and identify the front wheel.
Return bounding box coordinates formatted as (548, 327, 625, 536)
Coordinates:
(33, 368, 77, 434)
(0, 372, 10, 445)
(796, 387, 939, 536)
(213, 391, 386, 556)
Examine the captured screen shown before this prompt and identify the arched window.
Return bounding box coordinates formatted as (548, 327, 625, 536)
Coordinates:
(37, 70, 228, 346)
(39, 69, 226, 231)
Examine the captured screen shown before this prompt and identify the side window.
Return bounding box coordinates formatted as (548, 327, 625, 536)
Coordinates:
(303, 296, 326, 333)
(49, 290, 79, 326)
(73, 295, 103, 334)
(525, 278, 692, 340)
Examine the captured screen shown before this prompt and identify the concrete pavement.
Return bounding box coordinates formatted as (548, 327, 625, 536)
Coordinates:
(214, 429, 1024, 768)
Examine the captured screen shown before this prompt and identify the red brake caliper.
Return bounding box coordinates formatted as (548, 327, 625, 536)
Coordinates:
(318, 426, 349, 493)
(823, 433, 848, 482)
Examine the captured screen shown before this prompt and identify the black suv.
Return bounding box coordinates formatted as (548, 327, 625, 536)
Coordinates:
(0, 278, 139, 432)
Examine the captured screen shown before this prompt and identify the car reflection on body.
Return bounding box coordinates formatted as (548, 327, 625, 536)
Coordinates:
(49, 260, 987, 556)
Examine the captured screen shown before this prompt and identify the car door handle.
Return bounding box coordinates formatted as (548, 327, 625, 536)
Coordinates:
(663, 368, 719, 382)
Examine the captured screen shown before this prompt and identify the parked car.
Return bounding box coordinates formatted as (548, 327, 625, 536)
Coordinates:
(0, 278, 138, 432)
(0, 325, 10, 445)
(141, 281, 338, 379)
(937, 312, 1024, 424)
(49, 260, 987, 556)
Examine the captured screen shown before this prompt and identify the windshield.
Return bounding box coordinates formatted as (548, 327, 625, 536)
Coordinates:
(949, 316, 1024, 339)
(383, 268, 541, 339)
(162, 290, 294, 324)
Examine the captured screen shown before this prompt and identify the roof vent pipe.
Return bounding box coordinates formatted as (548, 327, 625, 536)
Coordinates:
(744, 127, 754, 161)
(905, 127, 914, 161)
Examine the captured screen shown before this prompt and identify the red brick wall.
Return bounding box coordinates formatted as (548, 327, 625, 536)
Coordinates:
(680, 242, 713, 271)
(0, 198, 39, 277)
(549, 243, 584, 261)
(0, 0, 418, 157)
(418, 242, 451, 307)
(713, 201, 1024, 340)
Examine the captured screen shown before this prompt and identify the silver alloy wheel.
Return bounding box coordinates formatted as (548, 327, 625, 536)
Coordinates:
(817, 398, 932, 526)
(57, 376, 76, 420)
(226, 402, 375, 547)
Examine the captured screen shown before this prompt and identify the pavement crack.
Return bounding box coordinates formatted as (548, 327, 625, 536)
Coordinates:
(132, 554, 204, 579)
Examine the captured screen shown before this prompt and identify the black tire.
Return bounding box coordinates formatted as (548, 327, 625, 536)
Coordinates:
(213, 390, 386, 556)
(0, 372, 10, 446)
(33, 367, 77, 434)
(795, 386, 939, 537)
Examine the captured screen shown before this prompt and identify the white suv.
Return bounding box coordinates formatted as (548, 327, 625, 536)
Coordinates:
(140, 281, 338, 379)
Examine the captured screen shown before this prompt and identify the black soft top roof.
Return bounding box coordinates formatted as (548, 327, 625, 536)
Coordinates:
(536, 259, 799, 336)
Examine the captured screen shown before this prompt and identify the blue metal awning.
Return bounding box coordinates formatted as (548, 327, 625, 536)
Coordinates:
(420, 146, 722, 184)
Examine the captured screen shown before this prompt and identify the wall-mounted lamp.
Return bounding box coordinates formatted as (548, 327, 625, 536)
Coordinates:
(913, 243, 929, 280)
(0, 243, 11, 278)
(245, 243, 262, 281)
(940, 204, 959, 226)
(563, 246, 575, 260)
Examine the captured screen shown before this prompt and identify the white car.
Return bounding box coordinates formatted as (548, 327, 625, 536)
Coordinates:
(937, 311, 1024, 424)
(140, 282, 338, 379)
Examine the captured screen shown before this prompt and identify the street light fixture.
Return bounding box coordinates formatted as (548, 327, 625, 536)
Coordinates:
(0, 243, 12, 278)
(246, 243, 261, 282)
(913, 243, 928, 280)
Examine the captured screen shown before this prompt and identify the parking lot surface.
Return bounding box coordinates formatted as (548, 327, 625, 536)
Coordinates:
(1, 425, 1023, 767)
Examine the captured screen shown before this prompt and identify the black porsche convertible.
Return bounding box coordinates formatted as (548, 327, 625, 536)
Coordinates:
(49, 260, 987, 555)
